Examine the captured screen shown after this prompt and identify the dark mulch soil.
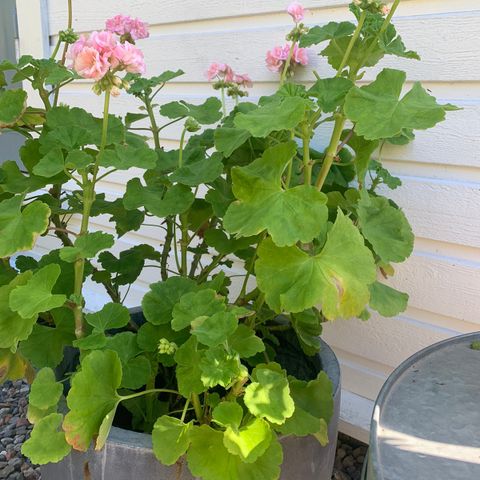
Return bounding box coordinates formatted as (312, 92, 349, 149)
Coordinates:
(0, 380, 367, 480)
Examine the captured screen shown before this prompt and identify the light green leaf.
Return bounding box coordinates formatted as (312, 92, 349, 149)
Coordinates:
(380, 25, 420, 60)
(234, 97, 307, 138)
(300, 21, 356, 47)
(122, 355, 152, 390)
(65, 150, 93, 170)
(9, 264, 66, 318)
(346, 132, 379, 184)
(98, 144, 157, 170)
(0, 89, 27, 127)
(224, 142, 328, 246)
(32, 148, 65, 177)
(0, 272, 36, 349)
(59, 231, 115, 263)
(244, 363, 294, 424)
(21, 413, 71, 464)
(123, 178, 194, 217)
(174, 337, 206, 397)
(277, 372, 333, 446)
(357, 192, 414, 263)
(160, 97, 222, 124)
(152, 416, 192, 465)
(228, 325, 265, 358)
(29, 368, 63, 411)
(142, 276, 198, 325)
(188, 425, 283, 480)
(86, 303, 131, 332)
(369, 281, 408, 317)
(256, 211, 376, 318)
(63, 350, 122, 451)
(172, 289, 226, 331)
(204, 229, 257, 255)
(200, 346, 244, 388)
(191, 311, 238, 347)
(308, 77, 353, 113)
(291, 309, 322, 356)
(344, 68, 453, 140)
(0, 195, 50, 258)
(214, 128, 251, 157)
(212, 402, 243, 429)
(0, 349, 33, 384)
(72, 332, 107, 350)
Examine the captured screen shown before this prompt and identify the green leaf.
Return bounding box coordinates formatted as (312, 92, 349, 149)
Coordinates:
(256, 210, 377, 318)
(369, 160, 402, 190)
(21, 413, 71, 464)
(170, 151, 223, 186)
(228, 325, 265, 358)
(124, 178, 194, 217)
(357, 192, 414, 263)
(0, 195, 50, 258)
(346, 132, 379, 184)
(0, 89, 27, 127)
(152, 416, 192, 465)
(291, 309, 322, 356)
(188, 425, 282, 480)
(225, 142, 328, 246)
(0, 349, 33, 384)
(160, 97, 222, 124)
(29, 368, 63, 411)
(59, 231, 115, 262)
(98, 144, 157, 170)
(72, 332, 107, 350)
(344, 69, 453, 140)
(277, 372, 333, 446)
(224, 418, 273, 463)
(85, 303, 130, 332)
(9, 264, 66, 318)
(308, 77, 353, 112)
(205, 177, 235, 217)
(200, 346, 244, 388)
(126, 70, 184, 96)
(174, 337, 206, 396)
(379, 25, 420, 60)
(65, 150, 93, 170)
(234, 97, 307, 138)
(0, 272, 36, 349)
(300, 21, 356, 47)
(122, 355, 152, 390)
(172, 289, 225, 331)
(63, 350, 122, 451)
(214, 128, 251, 157)
(32, 148, 65, 177)
(369, 281, 408, 317)
(191, 311, 238, 347)
(19, 310, 75, 369)
(212, 402, 243, 428)
(244, 363, 294, 424)
(142, 276, 198, 325)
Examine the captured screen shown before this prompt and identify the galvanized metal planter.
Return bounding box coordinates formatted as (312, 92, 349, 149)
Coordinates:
(364, 332, 480, 480)
(42, 338, 341, 480)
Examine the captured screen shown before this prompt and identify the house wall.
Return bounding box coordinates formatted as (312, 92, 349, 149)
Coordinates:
(16, 0, 480, 440)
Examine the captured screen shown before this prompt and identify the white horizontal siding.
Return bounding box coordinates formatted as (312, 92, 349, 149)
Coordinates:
(15, 0, 480, 437)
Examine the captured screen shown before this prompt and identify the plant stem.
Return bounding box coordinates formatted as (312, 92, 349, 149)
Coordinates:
(302, 125, 312, 186)
(220, 87, 227, 116)
(315, 114, 346, 190)
(191, 394, 203, 423)
(180, 398, 191, 423)
(145, 95, 161, 150)
(280, 42, 296, 86)
(336, 10, 367, 77)
(177, 126, 189, 276)
(121, 388, 180, 401)
(160, 218, 174, 281)
(50, 38, 62, 60)
(54, 0, 73, 107)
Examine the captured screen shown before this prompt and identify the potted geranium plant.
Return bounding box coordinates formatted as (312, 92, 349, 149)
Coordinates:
(0, 1, 457, 479)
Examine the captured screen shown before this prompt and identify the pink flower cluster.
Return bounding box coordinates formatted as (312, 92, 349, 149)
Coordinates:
(68, 15, 148, 82)
(265, 44, 309, 73)
(105, 15, 149, 41)
(206, 63, 253, 88)
(287, 2, 306, 23)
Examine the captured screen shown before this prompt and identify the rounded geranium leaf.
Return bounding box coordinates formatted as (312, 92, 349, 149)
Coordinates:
(152, 416, 192, 466)
(369, 281, 409, 317)
(0, 89, 27, 127)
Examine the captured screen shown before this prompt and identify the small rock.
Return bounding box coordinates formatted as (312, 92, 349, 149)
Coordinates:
(0, 463, 15, 477)
(336, 447, 346, 460)
(353, 446, 367, 458)
(0, 437, 13, 447)
(333, 470, 351, 480)
(342, 455, 355, 468)
(357, 455, 365, 464)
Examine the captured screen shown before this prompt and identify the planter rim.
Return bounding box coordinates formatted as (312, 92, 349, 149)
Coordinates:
(106, 336, 341, 450)
(368, 331, 480, 480)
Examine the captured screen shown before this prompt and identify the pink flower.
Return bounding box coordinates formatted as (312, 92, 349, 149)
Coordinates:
(105, 15, 149, 41)
(265, 43, 308, 73)
(381, 5, 390, 15)
(206, 63, 234, 81)
(292, 44, 309, 66)
(287, 2, 306, 23)
(233, 73, 253, 88)
(89, 30, 117, 55)
(112, 42, 146, 74)
(72, 46, 110, 80)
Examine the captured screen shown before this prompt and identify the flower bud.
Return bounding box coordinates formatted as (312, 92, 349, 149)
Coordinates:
(185, 116, 201, 133)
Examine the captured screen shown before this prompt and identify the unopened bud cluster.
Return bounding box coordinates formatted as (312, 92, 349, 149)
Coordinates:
(158, 338, 178, 355)
(185, 116, 201, 133)
(92, 73, 130, 96)
(353, 0, 390, 15)
(59, 28, 79, 44)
